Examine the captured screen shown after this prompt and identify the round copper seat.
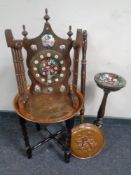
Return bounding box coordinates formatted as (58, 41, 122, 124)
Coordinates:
(14, 88, 83, 123)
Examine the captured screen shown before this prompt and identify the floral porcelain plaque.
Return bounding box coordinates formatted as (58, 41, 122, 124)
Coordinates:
(41, 34, 55, 48)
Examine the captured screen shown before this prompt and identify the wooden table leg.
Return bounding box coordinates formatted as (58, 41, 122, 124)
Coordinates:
(35, 123, 41, 131)
(93, 90, 110, 128)
(64, 118, 75, 163)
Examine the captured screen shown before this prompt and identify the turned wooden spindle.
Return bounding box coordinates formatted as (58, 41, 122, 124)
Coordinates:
(73, 29, 82, 90)
(5, 30, 28, 100)
(80, 30, 87, 123)
(11, 43, 27, 98)
(93, 90, 110, 127)
(73, 46, 79, 89)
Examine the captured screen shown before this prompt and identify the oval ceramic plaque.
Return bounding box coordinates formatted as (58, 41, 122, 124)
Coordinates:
(41, 34, 55, 48)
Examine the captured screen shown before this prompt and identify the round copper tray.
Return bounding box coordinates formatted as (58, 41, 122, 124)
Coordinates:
(13, 88, 83, 123)
(71, 123, 105, 159)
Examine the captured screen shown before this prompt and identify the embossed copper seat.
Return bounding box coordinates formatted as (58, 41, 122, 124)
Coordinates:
(14, 87, 83, 123)
(5, 9, 87, 162)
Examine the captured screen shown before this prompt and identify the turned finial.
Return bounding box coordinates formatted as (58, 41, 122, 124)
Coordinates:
(22, 25, 28, 39)
(67, 25, 73, 39)
(44, 8, 50, 22)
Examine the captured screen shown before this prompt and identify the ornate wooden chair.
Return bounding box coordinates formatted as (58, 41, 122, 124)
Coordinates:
(5, 9, 87, 162)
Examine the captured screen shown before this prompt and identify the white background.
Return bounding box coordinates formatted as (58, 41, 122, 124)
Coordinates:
(0, 0, 130, 118)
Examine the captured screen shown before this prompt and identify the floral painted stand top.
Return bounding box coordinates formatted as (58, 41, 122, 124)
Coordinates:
(94, 72, 126, 91)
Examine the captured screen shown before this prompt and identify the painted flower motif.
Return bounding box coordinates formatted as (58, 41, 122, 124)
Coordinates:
(34, 60, 39, 64)
(62, 67, 66, 71)
(60, 73, 64, 77)
(54, 67, 58, 70)
(55, 78, 59, 82)
(36, 57, 61, 83)
(41, 34, 55, 48)
(48, 87, 53, 92)
(99, 73, 118, 85)
(48, 80, 52, 84)
(59, 44, 66, 50)
(41, 78, 45, 82)
(33, 54, 65, 84)
(30, 44, 37, 51)
(36, 73, 40, 77)
(40, 55, 44, 59)
(54, 55, 58, 59)
(60, 85, 66, 92)
(43, 63, 46, 67)
(34, 85, 41, 92)
(60, 60, 64, 64)
(47, 53, 51, 57)
(33, 67, 37, 71)
(42, 72, 46, 76)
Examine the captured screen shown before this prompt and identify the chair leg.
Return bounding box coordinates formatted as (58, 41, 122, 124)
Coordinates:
(66, 118, 75, 130)
(64, 118, 74, 163)
(19, 117, 32, 158)
(80, 107, 85, 124)
(35, 123, 41, 131)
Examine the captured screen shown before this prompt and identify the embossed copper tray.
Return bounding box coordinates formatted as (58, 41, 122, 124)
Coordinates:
(13, 88, 83, 123)
(71, 123, 105, 159)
